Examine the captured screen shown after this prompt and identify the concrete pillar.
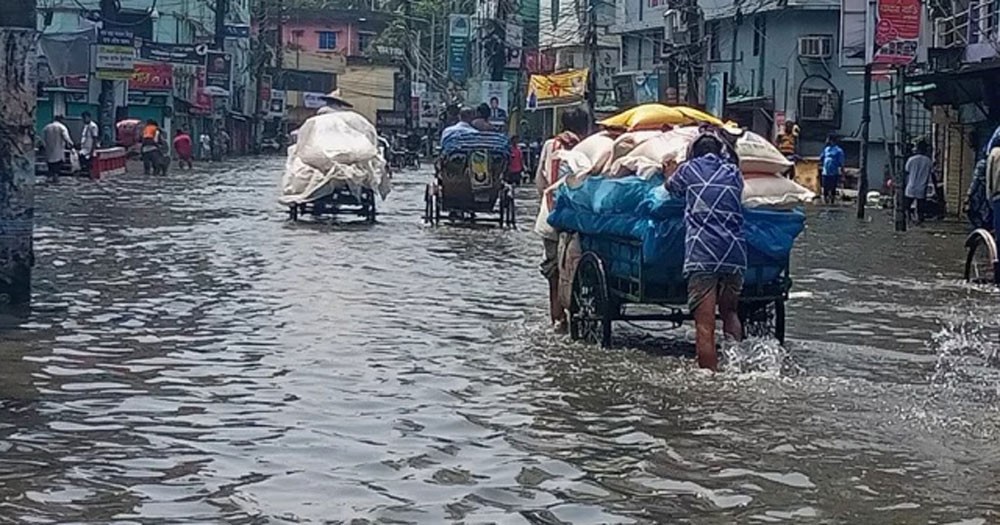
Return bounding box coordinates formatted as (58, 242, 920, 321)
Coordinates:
(0, 0, 38, 306)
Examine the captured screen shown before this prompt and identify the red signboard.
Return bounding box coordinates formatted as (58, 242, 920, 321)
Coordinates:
(130, 63, 174, 91)
(872, 0, 921, 65)
(524, 49, 556, 74)
(193, 67, 212, 114)
(63, 75, 89, 90)
(259, 74, 272, 103)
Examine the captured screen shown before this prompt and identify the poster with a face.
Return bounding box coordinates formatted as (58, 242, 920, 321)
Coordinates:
(481, 80, 509, 127)
(204, 51, 232, 96)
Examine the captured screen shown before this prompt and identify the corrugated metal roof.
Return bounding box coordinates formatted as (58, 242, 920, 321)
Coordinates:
(701, 0, 840, 20)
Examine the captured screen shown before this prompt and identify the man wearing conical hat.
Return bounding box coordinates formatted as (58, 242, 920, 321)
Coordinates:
(316, 88, 353, 115)
(312, 88, 378, 147)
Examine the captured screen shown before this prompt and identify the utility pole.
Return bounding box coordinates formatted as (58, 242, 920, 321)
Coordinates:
(402, 0, 414, 130)
(586, 0, 598, 117)
(215, 0, 229, 50)
(894, 67, 907, 232)
(856, 63, 872, 219)
(275, 0, 284, 72)
(98, 0, 118, 147)
(0, 0, 37, 307)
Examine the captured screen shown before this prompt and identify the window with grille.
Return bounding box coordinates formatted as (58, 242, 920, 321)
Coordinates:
(318, 31, 338, 51)
(358, 32, 376, 53)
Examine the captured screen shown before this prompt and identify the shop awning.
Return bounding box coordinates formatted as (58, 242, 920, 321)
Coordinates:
(905, 61, 1000, 107)
(846, 83, 936, 105)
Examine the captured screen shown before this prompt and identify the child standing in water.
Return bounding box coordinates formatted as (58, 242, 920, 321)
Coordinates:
(666, 130, 747, 371)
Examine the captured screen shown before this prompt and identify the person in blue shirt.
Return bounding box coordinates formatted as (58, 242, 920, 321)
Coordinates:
(666, 130, 747, 371)
(440, 106, 477, 148)
(819, 133, 845, 204)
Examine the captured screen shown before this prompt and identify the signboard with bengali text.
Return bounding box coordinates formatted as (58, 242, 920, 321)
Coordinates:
(129, 63, 174, 91)
(872, 0, 921, 65)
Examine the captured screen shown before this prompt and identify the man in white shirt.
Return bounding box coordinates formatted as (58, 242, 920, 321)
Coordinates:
(534, 108, 589, 332)
(79, 111, 99, 174)
(199, 132, 212, 161)
(42, 115, 73, 178)
(903, 140, 933, 224)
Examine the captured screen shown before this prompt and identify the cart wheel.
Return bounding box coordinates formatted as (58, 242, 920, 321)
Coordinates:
(964, 229, 998, 284)
(504, 185, 516, 228)
(424, 185, 433, 225)
(497, 190, 508, 228)
(569, 252, 612, 348)
(366, 195, 377, 224)
(740, 299, 785, 344)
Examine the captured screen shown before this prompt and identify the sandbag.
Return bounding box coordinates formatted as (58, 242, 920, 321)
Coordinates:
(599, 104, 724, 131)
(571, 132, 615, 173)
(743, 176, 815, 208)
(279, 111, 390, 203)
(608, 127, 700, 178)
(293, 112, 380, 174)
(737, 131, 793, 175)
(608, 130, 663, 172)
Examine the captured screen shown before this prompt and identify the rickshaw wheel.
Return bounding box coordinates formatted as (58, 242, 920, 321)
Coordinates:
(739, 299, 786, 344)
(570, 252, 612, 348)
(964, 229, 997, 284)
(503, 185, 516, 228)
(364, 190, 377, 224)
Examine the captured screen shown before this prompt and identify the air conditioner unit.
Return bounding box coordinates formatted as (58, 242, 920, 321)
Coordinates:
(799, 89, 839, 122)
(663, 9, 696, 50)
(798, 35, 834, 59)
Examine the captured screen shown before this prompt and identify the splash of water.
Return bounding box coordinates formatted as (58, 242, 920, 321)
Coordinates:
(929, 313, 1000, 398)
(720, 337, 803, 377)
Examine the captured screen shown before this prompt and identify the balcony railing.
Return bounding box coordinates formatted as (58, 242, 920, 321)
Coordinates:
(935, 0, 1000, 50)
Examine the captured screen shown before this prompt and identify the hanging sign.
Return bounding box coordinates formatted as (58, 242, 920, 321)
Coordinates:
(526, 69, 588, 107)
(129, 63, 174, 91)
(95, 29, 135, 80)
(139, 42, 209, 65)
(872, 0, 921, 65)
(203, 51, 232, 96)
(505, 23, 523, 69)
(448, 15, 471, 84)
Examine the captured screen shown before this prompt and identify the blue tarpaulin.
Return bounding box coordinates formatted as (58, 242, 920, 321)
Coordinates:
(547, 175, 805, 285)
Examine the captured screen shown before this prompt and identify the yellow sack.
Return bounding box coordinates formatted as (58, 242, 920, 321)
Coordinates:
(599, 104, 724, 131)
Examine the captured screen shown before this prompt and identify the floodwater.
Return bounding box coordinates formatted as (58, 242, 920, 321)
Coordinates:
(1, 157, 998, 523)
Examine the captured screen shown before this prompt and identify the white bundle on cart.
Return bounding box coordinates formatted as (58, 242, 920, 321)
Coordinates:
(279, 112, 390, 204)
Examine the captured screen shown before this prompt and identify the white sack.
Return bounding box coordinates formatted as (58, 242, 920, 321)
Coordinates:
(736, 131, 793, 175)
(280, 112, 390, 204)
(293, 112, 379, 173)
(609, 127, 700, 179)
(743, 176, 815, 208)
(571, 132, 615, 174)
(608, 130, 663, 172)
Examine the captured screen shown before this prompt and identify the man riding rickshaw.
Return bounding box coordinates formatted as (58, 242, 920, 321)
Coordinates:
(425, 105, 514, 226)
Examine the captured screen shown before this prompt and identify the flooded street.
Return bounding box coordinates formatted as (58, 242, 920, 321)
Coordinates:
(2, 156, 999, 523)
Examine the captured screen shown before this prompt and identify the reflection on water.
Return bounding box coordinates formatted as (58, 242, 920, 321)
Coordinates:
(0, 158, 998, 522)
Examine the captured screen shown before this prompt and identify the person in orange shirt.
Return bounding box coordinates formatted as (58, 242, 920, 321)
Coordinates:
(140, 120, 163, 175)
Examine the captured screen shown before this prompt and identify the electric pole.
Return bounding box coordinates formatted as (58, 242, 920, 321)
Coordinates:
(586, 0, 598, 117)
(98, 0, 118, 147)
(856, 63, 872, 219)
(894, 67, 907, 232)
(0, 0, 38, 306)
(216, 0, 229, 50)
(402, 0, 414, 130)
(275, 0, 284, 72)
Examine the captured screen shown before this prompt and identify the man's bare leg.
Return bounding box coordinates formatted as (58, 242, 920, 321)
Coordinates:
(718, 286, 742, 342)
(548, 275, 566, 330)
(693, 290, 718, 371)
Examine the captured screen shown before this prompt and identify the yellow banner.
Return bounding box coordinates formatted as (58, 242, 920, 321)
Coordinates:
(527, 69, 589, 108)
